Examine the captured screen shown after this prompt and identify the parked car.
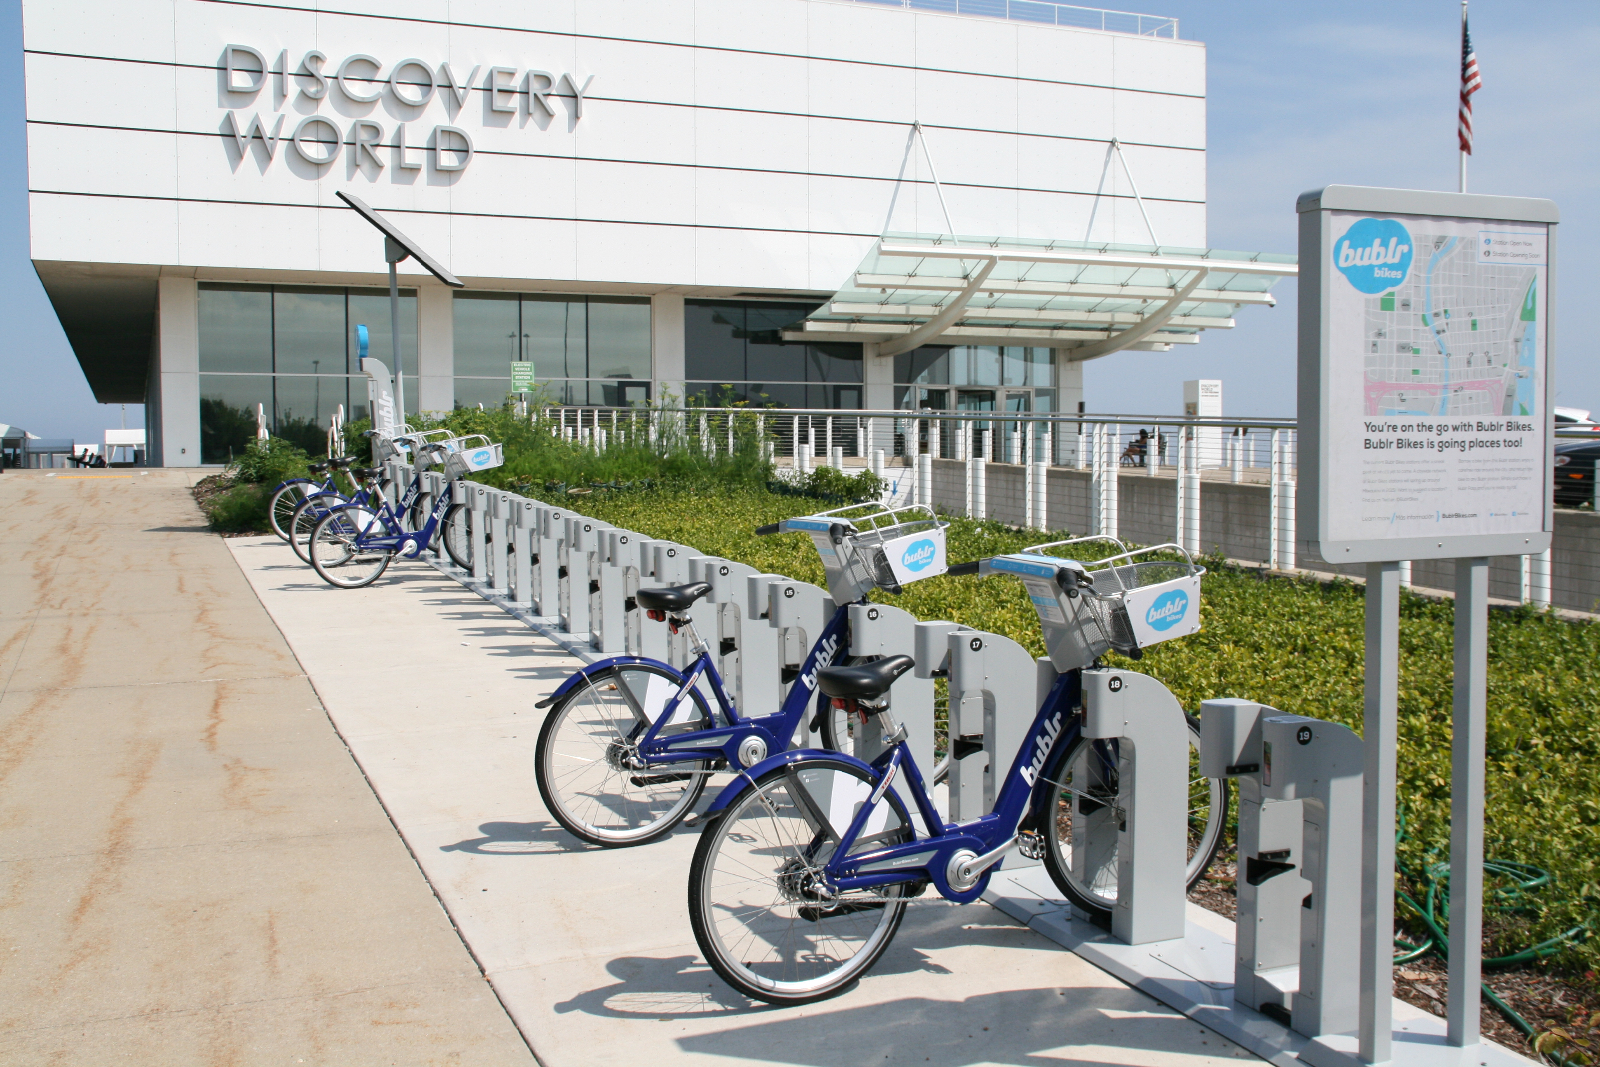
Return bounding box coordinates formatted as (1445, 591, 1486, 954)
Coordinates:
(1554, 437, 1600, 507)
(1555, 406, 1600, 436)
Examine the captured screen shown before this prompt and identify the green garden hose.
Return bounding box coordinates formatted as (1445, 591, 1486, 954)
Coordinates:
(1391, 808, 1595, 1057)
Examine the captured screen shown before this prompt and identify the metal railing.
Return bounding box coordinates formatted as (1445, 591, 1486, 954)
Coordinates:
(540, 405, 1592, 609)
(827, 0, 1178, 37)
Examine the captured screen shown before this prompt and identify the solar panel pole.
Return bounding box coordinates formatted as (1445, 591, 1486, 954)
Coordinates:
(334, 191, 465, 428)
(386, 238, 407, 427)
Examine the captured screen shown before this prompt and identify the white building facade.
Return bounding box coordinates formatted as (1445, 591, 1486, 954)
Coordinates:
(24, 0, 1205, 465)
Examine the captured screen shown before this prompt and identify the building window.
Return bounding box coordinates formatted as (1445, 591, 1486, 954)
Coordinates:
(197, 283, 416, 463)
(452, 292, 651, 407)
(892, 345, 1058, 459)
(684, 300, 862, 408)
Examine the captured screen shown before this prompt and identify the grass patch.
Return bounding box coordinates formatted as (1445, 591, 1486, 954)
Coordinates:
(580, 485, 1600, 988)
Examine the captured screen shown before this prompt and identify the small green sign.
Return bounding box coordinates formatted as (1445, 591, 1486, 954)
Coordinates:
(511, 362, 536, 393)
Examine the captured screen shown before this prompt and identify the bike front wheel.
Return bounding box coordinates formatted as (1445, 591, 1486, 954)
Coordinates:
(1040, 714, 1228, 922)
(268, 479, 316, 541)
(535, 664, 713, 847)
(290, 492, 345, 564)
(308, 505, 394, 589)
(690, 758, 914, 1006)
(409, 492, 443, 548)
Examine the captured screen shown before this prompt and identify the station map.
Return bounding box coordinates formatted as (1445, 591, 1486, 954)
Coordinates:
(1362, 234, 1538, 418)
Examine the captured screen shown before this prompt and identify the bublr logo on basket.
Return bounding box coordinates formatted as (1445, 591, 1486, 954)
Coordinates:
(1145, 589, 1190, 631)
(471, 449, 491, 465)
(900, 539, 937, 572)
(1333, 217, 1413, 294)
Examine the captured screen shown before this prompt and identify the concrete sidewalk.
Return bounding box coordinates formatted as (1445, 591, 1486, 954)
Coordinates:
(229, 532, 1259, 1067)
(0, 471, 534, 1065)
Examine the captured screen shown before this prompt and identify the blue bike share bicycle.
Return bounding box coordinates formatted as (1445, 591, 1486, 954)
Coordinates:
(287, 429, 465, 564)
(268, 455, 362, 541)
(685, 539, 1224, 1004)
(306, 434, 503, 588)
(533, 503, 953, 848)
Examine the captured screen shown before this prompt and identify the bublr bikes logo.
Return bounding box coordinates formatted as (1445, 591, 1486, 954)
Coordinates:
(471, 449, 491, 465)
(1145, 589, 1189, 631)
(900, 539, 937, 572)
(1333, 217, 1413, 294)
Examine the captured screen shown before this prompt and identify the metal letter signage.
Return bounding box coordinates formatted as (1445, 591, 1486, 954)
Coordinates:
(219, 45, 594, 178)
(1297, 185, 1558, 563)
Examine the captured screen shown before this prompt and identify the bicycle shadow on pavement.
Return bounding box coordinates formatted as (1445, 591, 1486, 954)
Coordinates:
(440, 819, 596, 855)
(676, 984, 1219, 1067)
(556, 906, 1094, 1029)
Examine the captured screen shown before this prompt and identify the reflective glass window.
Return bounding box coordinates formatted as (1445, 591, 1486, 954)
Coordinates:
(199, 374, 272, 463)
(685, 302, 746, 383)
(587, 300, 651, 380)
(1029, 347, 1055, 386)
(806, 343, 863, 383)
(273, 288, 346, 375)
(523, 298, 587, 380)
(198, 286, 272, 373)
(453, 293, 520, 378)
(452, 377, 514, 411)
(274, 374, 346, 453)
(1002, 346, 1028, 387)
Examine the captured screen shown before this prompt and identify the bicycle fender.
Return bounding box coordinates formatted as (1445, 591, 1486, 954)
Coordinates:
(701, 748, 877, 818)
(533, 656, 681, 710)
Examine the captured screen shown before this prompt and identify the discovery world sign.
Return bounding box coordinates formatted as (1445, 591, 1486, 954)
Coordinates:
(218, 45, 594, 176)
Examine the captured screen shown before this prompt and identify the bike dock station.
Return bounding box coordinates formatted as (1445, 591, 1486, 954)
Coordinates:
(339, 431, 1533, 1067)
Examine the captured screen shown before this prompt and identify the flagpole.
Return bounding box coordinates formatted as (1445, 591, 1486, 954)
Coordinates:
(1459, 0, 1468, 193)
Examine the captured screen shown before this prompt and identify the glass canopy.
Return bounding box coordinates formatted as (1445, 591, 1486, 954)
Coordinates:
(786, 231, 1298, 357)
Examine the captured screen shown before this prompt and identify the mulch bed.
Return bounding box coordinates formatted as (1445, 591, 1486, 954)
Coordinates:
(1187, 842, 1599, 1060)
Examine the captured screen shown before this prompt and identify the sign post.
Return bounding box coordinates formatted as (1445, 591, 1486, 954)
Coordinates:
(1297, 186, 1556, 1067)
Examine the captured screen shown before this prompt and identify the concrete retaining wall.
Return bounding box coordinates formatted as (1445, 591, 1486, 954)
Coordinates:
(927, 457, 1600, 615)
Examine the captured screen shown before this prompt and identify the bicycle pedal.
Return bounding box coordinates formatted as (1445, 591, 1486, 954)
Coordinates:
(1017, 831, 1045, 861)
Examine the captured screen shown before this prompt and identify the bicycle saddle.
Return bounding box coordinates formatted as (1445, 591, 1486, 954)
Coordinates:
(351, 466, 383, 480)
(635, 582, 711, 613)
(328, 456, 355, 468)
(306, 461, 329, 473)
(816, 656, 915, 701)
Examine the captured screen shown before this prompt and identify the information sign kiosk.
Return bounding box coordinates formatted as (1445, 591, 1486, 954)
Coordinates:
(1297, 185, 1556, 1067)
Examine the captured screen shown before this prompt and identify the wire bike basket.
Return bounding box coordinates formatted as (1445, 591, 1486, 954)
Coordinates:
(439, 435, 504, 479)
(992, 538, 1204, 671)
(781, 502, 949, 601)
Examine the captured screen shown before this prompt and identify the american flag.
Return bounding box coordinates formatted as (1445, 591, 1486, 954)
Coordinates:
(1459, 17, 1482, 154)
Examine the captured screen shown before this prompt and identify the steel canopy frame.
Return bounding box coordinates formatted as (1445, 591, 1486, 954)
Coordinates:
(335, 191, 465, 425)
(791, 233, 1297, 359)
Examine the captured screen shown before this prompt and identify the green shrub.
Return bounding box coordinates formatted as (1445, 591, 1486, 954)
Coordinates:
(200, 482, 274, 533)
(225, 437, 311, 486)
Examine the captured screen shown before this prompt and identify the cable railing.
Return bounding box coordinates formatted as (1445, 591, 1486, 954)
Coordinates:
(540, 404, 1584, 608)
(826, 0, 1179, 37)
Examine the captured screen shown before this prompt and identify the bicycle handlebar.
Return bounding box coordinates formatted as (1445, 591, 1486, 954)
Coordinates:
(946, 560, 981, 576)
(754, 523, 782, 536)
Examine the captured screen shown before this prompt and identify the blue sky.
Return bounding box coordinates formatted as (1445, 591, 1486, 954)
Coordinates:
(1, 0, 1595, 440)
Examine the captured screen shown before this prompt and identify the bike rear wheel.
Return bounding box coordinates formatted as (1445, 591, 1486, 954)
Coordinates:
(268, 479, 316, 541)
(1040, 714, 1227, 922)
(442, 503, 473, 569)
(308, 506, 394, 589)
(690, 758, 914, 1005)
(535, 664, 713, 847)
